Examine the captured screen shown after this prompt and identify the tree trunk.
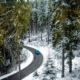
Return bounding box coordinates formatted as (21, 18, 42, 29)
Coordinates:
(40, 27, 43, 41)
(3, 42, 7, 74)
(35, 0, 37, 34)
(28, 25, 31, 42)
(4, 49, 7, 73)
(47, 27, 49, 44)
(35, 14, 37, 34)
(18, 56, 21, 80)
(69, 46, 72, 73)
(30, 19, 33, 34)
(41, 31, 42, 41)
(62, 48, 65, 77)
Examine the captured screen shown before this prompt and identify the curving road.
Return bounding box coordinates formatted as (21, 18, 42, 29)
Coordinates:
(2, 46, 43, 80)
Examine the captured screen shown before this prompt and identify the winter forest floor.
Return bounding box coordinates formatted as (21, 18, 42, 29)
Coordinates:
(0, 31, 80, 80)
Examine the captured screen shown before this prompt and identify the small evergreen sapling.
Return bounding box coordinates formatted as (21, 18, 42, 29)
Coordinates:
(42, 54, 56, 80)
(33, 70, 40, 79)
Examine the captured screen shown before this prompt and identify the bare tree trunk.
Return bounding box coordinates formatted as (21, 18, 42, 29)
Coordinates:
(46, 17, 49, 44)
(18, 56, 21, 80)
(47, 26, 49, 44)
(62, 48, 65, 77)
(4, 48, 7, 73)
(35, 14, 38, 34)
(35, 1, 38, 34)
(69, 45, 72, 73)
(29, 25, 31, 42)
(30, 19, 33, 34)
(3, 41, 7, 74)
(41, 31, 42, 41)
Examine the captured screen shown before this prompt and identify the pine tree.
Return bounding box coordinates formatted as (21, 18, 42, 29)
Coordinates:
(0, 0, 32, 70)
(42, 54, 56, 80)
(45, 0, 53, 44)
(62, 0, 80, 73)
(33, 54, 56, 80)
(37, 0, 46, 40)
(33, 70, 40, 79)
(51, 0, 80, 77)
(51, 0, 66, 77)
(30, 0, 39, 35)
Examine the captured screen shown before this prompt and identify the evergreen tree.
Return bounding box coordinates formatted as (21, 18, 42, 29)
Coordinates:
(30, 0, 39, 34)
(42, 54, 56, 80)
(45, 0, 53, 44)
(37, 0, 46, 40)
(33, 54, 56, 80)
(51, 0, 80, 77)
(33, 70, 40, 79)
(63, 0, 80, 73)
(51, 0, 66, 77)
(0, 0, 31, 68)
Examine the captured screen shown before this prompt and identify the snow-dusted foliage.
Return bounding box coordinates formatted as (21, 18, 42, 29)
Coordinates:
(42, 55, 56, 80)
(37, 0, 46, 26)
(0, 0, 32, 75)
(33, 71, 40, 79)
(52, 0, 80, 53)
(33, 53, 56, 80)
(52, 0, 80, 75)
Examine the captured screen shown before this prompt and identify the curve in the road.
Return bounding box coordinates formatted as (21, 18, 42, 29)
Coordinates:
(2, 46, 43, 80)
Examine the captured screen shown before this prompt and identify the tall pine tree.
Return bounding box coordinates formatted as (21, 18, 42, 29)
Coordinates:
(52, 0, 80, 77)
(0, 0, 31, 67)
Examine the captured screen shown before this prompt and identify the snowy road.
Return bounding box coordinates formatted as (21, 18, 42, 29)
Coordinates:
(2, 46, 43, 80)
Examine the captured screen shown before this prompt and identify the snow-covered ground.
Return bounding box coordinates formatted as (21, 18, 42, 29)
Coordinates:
(23, 32, 80, 80)
(0, 32, 80, 80)
(22, 45, 80, 80)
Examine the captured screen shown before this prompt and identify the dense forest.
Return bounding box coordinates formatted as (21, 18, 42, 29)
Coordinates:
(0, 0, 80, 79)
